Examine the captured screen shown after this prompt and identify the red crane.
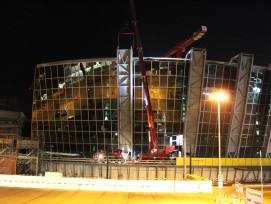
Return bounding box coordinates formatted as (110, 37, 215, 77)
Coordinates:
(129, 0, 169, 159)
(162, 26, 207, 58)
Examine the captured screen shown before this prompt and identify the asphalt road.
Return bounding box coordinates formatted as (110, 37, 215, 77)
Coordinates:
(0, 185, 270, 204)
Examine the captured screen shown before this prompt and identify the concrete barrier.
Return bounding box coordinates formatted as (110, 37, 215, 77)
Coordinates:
(0, 174, 212, 193)
(45, 172, 63, 177)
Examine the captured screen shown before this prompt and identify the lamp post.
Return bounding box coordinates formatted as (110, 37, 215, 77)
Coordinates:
(209, 92, 227, 202)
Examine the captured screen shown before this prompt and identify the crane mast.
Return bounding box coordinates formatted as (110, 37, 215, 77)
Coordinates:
(129, 0, 158, 154)
(162, 26, 207, 58)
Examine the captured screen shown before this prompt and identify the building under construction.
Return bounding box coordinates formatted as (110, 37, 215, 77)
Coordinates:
(0, 98, 38, 175)
(1, 1, 270, 182)
(31, 46, 271, 159)
(0, 40, 270, 179)
(0, 44, 270, 181)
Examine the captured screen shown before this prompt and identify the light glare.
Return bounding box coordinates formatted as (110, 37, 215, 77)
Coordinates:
(209, 92, 228, 101)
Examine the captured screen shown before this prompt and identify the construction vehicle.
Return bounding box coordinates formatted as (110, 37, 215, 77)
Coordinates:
(92, 150, 107, 162)
(162, 25, 207, 58)
(130, 0, 175, 160)
(112, 148, 129, 158)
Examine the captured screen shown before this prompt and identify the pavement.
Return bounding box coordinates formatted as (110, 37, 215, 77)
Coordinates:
(0, 185, 270, 204)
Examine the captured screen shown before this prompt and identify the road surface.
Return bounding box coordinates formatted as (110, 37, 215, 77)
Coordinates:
(0, 185, 270, 204)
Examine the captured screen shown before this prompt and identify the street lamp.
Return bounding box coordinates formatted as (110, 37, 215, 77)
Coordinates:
(209, 91, 227, 201)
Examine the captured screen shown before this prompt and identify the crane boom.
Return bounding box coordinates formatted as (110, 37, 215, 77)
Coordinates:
(162, 26, 207, 58)
(129, 0, 158, 153)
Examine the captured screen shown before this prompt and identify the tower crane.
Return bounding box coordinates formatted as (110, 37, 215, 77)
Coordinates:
(162, 26, 207, 58)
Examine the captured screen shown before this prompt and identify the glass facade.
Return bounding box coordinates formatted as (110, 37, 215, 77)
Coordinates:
(32, 59, 120, 157)
(196, 60, 271, 158)
(133, 59, 189, 155)
(32, 56, 189, 158)
(197, 62, 235, 157)
(31, 49, 271, 159)
(240, 68, 271, 157)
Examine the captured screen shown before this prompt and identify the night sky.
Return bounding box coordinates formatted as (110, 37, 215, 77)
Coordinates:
(1, 0, 270, 117)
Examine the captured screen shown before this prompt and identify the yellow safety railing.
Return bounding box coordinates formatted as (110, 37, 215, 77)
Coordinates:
(176, 157, 271, 166)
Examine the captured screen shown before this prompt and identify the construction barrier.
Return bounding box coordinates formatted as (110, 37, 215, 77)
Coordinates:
(0, 174, 212, 193)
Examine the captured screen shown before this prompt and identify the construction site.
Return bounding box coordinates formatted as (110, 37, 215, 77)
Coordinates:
(0, 1, 270, 193)
(0, 98, 38, 175)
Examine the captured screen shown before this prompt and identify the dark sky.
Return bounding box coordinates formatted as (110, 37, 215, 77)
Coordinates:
(1, 0, 270, 117)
